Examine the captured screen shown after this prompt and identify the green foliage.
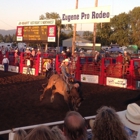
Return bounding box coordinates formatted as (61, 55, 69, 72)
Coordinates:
(0, 34, 16, 43)
(83, 31, 93, 41)
(39, 12, 73, 46)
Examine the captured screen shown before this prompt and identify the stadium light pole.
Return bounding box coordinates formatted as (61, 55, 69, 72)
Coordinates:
(72, 0, 78, 55)
(92, 0, 98, 54)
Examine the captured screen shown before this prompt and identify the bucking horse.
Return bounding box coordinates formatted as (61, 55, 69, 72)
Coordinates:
(40, 74, 83, 111)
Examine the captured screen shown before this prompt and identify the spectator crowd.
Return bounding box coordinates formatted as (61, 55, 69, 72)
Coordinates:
(1, 103, 138, 140)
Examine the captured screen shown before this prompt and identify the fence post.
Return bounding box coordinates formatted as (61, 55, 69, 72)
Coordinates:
(35, 54, 40, 76)
(19, 52, 24, 74)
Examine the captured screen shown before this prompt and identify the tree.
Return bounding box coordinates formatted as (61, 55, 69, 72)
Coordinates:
(129, 7, 140, 47)
(83, 31, 93, 41)
(109, 13, 131, 46)
(39, 12, 73, 47)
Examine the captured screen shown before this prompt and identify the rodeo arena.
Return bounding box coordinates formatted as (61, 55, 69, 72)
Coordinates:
(1, 4, 140, 140)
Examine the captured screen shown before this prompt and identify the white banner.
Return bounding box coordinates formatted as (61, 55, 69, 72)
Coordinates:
(61, 6, 111, 24)
(81, 74, 99, 83)
(23, 67, 35, 75)
(8, 65, 19, 73)
(106, 77, 127, 88)
(17, 19, 55, 26)
(17, 36, 23, 41)
(48, 37, 56, 42)
(0, 64, 19, 73)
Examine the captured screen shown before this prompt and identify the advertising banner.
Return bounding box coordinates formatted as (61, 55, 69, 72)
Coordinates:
(16, 26, 23, 41)
(17, 19, 55, 26)
(106, 77, 127, 88)
(47, 25, 56, 42)
(0, 64, 19, 73)
(136, 81, 140, 89)
(61, 6, 111, 24)
(81, 74, 99, 84)
(23, 67, 35, 75)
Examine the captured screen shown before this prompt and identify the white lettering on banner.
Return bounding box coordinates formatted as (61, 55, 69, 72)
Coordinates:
(17, 20, 55, 26)
(81, 74, 98, 84)
(106, 77, 127, 88)
(61, 6, 111, 24)
(23, 67, 35, 75)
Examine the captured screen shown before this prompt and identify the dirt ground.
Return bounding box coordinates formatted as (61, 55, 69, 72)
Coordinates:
(0, 70, 140, 139)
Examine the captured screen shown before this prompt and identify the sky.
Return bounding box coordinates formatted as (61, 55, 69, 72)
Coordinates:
(0, 0, 140, 31)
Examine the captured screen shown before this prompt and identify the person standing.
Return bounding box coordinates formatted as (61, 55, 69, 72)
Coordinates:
(116, 52, 123, 64)
(45, 60, 52, 78)
(31, 48, 36, 57)
(26, 57, 31, 75)
(2, 55, 9, 72)
(122, 51, 131, 75)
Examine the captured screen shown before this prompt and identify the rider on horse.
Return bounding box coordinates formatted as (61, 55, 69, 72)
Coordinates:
(60, 58, 84, 101)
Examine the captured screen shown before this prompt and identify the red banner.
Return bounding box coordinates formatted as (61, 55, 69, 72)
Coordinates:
(16, 26, 23, 36)
(47, 25, 56, 37)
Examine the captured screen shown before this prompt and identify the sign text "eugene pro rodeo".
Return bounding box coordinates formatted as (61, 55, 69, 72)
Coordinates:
(61, 6, 111, 24)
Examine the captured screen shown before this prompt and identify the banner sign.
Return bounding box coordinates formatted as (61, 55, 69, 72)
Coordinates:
(81, 74, 99, 84)
(17, 19, 55, 26)
(23, 67, 35, 75)
(47, 25, 56, 42)
(16, 22, 56, 42)
(106, 77, 127, 88)
(61, 6, 111, 24)
(16, 26, 23, 41)
(0, 64, 19, 73)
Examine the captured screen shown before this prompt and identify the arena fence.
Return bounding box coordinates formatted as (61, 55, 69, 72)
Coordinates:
(1, 52, 140, 90)
(0, 115, 96, 140)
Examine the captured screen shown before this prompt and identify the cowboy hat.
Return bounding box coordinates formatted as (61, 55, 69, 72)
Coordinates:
(118, 103, 140, 131)
(63, 59, 69, 63)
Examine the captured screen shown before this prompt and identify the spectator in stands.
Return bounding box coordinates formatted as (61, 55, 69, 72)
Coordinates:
(31, 48, 36, 57)
(25, 125, 53, 140)
(45, 59, 52, 79)
(2, 55, 9, 72)
(123, 51, 131, 64)
(66, 48, 72, 59)
(14, 50, 20, 66)
(63, 111, 87, 140)
(79, 50, 85, 57)
(89, 106, 129, 140)
(13, 129, 27, 140)
(116, 52, 123, 64)
(1, 46, 6, 56)
(51, 126, 66, 140)
(94, 51, 102, 64)
(25, 47, 31, 54)
(118, 103, 140, 140)
(105, 51, 111, 57)
(36, 49, 41, 55)
(123, 51, 131, 75)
